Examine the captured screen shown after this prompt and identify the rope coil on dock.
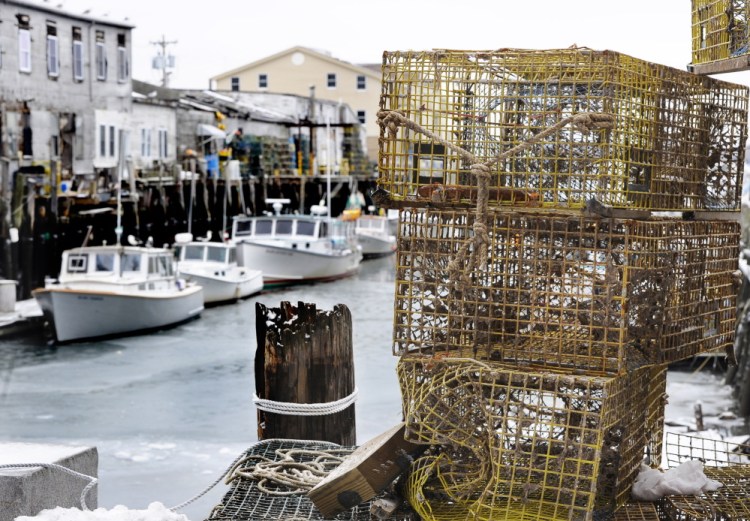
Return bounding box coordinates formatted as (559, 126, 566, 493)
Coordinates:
(252, 387, 359, 416)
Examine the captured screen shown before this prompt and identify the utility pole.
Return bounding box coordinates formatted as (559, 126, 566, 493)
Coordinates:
(150, 35, 177, 87)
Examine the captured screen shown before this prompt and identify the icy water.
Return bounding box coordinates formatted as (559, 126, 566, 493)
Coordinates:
(0, 254, 747, 520)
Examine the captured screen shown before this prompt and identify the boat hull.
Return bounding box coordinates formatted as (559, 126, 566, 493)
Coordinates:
(357, 234, 397, 259)
(179, 269, 263, 304)
(236, 241, 361, 288)
(32, 286, 204, 343)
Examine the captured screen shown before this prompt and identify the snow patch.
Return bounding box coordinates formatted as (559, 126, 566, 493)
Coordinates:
(14, 502, 190, 521)
(631, 461, 722, 501)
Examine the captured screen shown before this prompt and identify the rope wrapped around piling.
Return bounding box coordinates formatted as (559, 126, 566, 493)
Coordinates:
(377, 109, 615, 289)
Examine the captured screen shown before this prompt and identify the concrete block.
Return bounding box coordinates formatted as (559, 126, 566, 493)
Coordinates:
(0, 442, 98, 521)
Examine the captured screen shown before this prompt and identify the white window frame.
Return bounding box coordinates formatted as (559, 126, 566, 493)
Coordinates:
(47, 34, 59, 77)
(258, 74, 267, 88)
(95, 41, 106, 80)
(357, 75, 366, 90)
(18, 28, 32, 73)
(327, 73, 336, 88)
(141, 128, 152, 158)
(108, 125, 116, 157)
(157, 128, 168, 159)
(99, 125, 106, 157)
(72, 40, 84, 81)
(231, 77, 240, 91)
(357, 110, 366, 124)
(117, 45, 128, 82)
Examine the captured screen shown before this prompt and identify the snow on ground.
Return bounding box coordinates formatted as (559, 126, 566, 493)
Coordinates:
(15, 503, 189, 521)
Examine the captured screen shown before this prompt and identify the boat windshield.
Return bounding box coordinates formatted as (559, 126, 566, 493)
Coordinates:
(296, 220, 316, 237)
(276, 220, 293, 235)
(184, 245, 205, 261)
(95, 253, 115, 272)
(235, 220, 253, 237)
(121, 253, 141, 272)
(255, 219, 273, 235)
(206, 246, 226, 262)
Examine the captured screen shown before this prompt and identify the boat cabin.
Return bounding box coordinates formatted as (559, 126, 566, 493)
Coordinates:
(177, 243, 237, 266)
(58, 246, 176, 285)
(232, 216, 355, 244)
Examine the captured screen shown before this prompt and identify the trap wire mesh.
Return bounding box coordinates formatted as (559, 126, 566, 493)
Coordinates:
(206, 439, 406, 521)
(692, 0, 750, 66)
(378, 48, 748, 211)
(398, 357, 656, 521)
(658, 433, 750, 520)
(393, 208, 740, 374)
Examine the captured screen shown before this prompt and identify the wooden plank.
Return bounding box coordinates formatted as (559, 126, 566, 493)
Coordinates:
(689, 55, 750, 75)
(308, 423, 425, 518)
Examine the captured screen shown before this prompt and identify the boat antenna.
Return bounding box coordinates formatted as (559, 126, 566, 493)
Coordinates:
(115, 130, 128, 246)
(326, 116, 331, 220)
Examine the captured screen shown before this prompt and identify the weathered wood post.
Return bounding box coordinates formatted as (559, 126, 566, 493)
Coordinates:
(255, 301, 356, 445)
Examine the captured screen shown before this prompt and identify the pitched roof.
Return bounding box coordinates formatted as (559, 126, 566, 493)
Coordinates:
(211, 46, 381, 82)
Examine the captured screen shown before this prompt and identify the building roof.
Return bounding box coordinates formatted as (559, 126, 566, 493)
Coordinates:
(211, 45, 382, 82)
(6, 0, 135, 28)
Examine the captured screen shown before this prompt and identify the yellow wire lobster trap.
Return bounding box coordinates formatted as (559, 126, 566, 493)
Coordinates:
(658, 432, 750, 520)
(378, 48, 748, 211)
(398, 357, 655, 521)
(393, 208, 740, 374)
(691, 0, 750, 67)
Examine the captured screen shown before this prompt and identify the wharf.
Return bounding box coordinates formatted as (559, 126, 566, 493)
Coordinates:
(0, 299, 44, 338)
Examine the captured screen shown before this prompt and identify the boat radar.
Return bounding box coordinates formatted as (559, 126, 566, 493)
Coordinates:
(265, 198, 291, 216)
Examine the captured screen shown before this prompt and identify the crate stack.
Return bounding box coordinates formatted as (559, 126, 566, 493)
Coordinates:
(377, 48, 747, 521)
(690, 0, 750, 74)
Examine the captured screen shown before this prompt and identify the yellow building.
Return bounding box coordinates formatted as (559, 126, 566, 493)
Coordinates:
(210, 46, 381, 160)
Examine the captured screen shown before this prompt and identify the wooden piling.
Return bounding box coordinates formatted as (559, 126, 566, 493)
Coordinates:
(255, 301, 356, 445)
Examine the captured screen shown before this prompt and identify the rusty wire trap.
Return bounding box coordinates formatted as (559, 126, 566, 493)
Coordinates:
(691, 1, 750, 68)
(393, 208, 739, 374)
(657, 432, 750, 520)
(378, 48, 747, 211)
(398, 357, 659, 521)
(205, 439, 408, 521)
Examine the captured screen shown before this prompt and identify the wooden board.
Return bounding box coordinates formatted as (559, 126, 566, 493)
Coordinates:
(308, 423, 425, 518)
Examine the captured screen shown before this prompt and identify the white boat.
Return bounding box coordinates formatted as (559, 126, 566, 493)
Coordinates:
(230, 205, 362, 289)
(175, 235, 263, 305)
(353, 214, 397, 259)
(32, 245, 204, 343)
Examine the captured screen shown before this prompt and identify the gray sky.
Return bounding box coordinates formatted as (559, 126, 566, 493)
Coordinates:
(46, 0, 750, 88)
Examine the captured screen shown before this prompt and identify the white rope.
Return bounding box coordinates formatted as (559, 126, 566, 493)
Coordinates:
(253, 387, 359, 416)
(0, 463, 97, 510)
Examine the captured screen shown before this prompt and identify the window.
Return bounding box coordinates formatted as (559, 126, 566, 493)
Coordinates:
(357, 110, 366, 124)
(327, 73, 336, 88)
(46, 24, 59, 77)
(275, 220, 293, 235)
(121, 254, 141, 272)
(255, 219, 273, 235)
(296, 221, 315, 236)
(184, 245, 204, 260)
(206, 246, 224, 263)
(99, 125, 106, 157)
(157, 129, 168, 159)
(95, 253, 115, 272)
(231, 77, 240, 91)
(109, 126, 116, 157)
(72, 28, 83, 81)
(258, 74, 267, 88)
(95, 31, 106, 80)
(141, 128, 152, 157)
(67, 254, 88, 273)
(18, 28, 31, 73)
(117, 33, 128, 82)
(357, 75, 366, 90)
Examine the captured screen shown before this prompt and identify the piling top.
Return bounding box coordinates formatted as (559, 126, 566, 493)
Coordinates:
(0, 442, 91, 476)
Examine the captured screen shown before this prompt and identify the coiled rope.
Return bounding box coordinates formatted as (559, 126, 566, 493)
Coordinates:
(377, 109, 614, 289)
(0, 463, 98, 511)
(253, 386, 359, 416)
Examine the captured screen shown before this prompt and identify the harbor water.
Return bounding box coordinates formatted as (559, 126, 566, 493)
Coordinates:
(0, 255, 746, 520)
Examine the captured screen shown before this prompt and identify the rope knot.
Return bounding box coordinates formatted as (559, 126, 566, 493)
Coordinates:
(377, 109, 406, 139)
(571, 113, 615, 133)
(470, 163, 492, 180)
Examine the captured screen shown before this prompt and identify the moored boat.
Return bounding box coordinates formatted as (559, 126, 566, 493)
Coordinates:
(32, 245, 204, 343)
(230, 204, 362, 288)
(175, 234, 263, 305)
(353, 214, 397, 259)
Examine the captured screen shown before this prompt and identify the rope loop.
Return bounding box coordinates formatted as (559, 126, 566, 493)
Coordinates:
(377, 109, 406, 139)
(253, 387, 358, 416)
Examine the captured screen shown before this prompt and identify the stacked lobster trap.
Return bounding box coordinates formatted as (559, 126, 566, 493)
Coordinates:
(690, 0, 750, 73)
(377, 48, 747, 521)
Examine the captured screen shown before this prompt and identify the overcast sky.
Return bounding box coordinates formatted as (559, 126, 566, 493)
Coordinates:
(43, 0, 750, 89)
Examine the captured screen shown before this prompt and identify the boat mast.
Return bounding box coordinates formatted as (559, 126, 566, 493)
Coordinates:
(115, 130, 128, 246)
(326, 117, 331, 220)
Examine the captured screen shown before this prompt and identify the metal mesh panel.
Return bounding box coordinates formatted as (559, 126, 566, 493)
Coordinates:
(378, 48, 748, 211)
(645, 365, 668, 467)
(206, 439, 401, 521)
(398, 358, 653, 521)
(692, 0, 750, 65)
(393, 208, 739, 374)
(613, 502, 661, 521)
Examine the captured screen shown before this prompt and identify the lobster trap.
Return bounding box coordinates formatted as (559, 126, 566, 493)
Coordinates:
(691, 0, 750, 72)
(398, 357, 656, 521)
(378, 48, 748, 211)
(393, 208, 740, 374)
(658, 432, 750, 520)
